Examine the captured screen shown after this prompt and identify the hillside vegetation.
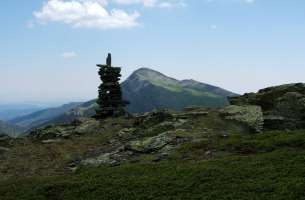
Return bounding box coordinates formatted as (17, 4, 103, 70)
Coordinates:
(0, 120, 24, 137)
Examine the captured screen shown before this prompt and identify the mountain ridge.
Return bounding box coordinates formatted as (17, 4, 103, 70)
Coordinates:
(8, 68, 236, 135)
(9, 102, 83, 131)
(0, 104, 43, 121)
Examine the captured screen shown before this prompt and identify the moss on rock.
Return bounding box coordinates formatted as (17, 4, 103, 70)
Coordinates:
(229, 83, 305, 130)
(222, 105, 264, 133)
(127, 132, 175, 153)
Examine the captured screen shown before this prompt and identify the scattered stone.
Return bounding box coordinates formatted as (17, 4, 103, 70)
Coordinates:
(74, 119, 101, 135)
(221, 133, 229, 138)
(81, 153, 120, 166)
(30, 125, 72, 139)
(42, 139, 62, 144)
(29, 118, 103, 141)
(174, 111, 208, 118)
(70, 118, 87, 126)
(0, 146, 10, 153)
(134, 110, 173, 127)
(0, 134, 10, 141)
(0, 134, 11, 146)
(152, 152, 169, 162)
(160, 144, 176, 154)
(117, 128, 136, 139)
(205, 150, 212, 156)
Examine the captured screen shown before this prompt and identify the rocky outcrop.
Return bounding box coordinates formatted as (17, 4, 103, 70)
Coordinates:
(221, 105, 264, 133)
(229, 83, 305, 130)
(81, 153, 120, 166)
(0, 134, 11, 146)
(126, 132, 176, 153)
(29, 118, 102, 140)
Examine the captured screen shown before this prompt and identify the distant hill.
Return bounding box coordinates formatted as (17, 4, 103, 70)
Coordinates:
(0, 120, 24, 137)
(9, 68, 236, 134)
(122, 68, 237, 113)
(9, 102, 82, 131)
(0, 104, 43, 121)
(28, 100, 98, 131)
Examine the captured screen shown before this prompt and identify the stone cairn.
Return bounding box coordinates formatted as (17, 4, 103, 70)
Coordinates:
(95, 53, 128, 119)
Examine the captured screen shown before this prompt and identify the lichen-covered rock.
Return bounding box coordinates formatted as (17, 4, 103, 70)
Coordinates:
(127, 132, 175, 153)
(74, 119, 101, 135)
(229, 83, 305, 130)
(29, 119, 103, 140)
(176, 107, 209, 118)
(117, 128, 137, 139)
(134, 110, 173, 127)
(0, 146, 10, 154)
(221, 105, 264, 133)
(0, 134, 11, 149)
(41, 139, 62, 144)
(81, 153, 119, 166)
(29, 125, 74, 139)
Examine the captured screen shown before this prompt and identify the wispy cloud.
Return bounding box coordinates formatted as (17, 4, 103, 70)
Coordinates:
(206, 0, 255, 4)
(113, 0, 185, 8)
(61, 52, 78, 59)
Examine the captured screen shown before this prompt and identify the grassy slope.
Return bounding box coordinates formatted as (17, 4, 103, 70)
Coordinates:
(123, 68, 234, 113)
(1, 129, 305, 200)
(125, 84, 229, 113)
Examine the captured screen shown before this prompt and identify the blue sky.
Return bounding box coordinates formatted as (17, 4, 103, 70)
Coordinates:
(1, 0, 305, 104)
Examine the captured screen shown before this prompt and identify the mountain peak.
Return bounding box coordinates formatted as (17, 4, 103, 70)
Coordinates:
(127, 67, 179, 86)
(131, 67, 171, 79)
(121, 68, 235, 113)
(133, 67, 161, 74)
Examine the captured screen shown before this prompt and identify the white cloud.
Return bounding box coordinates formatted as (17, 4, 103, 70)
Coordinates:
(34, 0, 140, 29)
(210, 25, 217, 30)
(113, 0, 157, 7)
(206, 0, 255, 4)
(112, 0, 185, 8)
(245, 0, 255, 3)
(61, 52, 78, 58)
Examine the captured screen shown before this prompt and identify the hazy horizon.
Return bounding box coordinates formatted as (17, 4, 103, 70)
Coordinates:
(1, 0, 305, 104)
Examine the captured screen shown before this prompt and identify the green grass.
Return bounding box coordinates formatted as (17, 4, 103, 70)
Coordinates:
(1, 149, 305, 200)
(150, 79, 184, 92)
(1, 130, 305, 200)
(217, 130, 305, 154)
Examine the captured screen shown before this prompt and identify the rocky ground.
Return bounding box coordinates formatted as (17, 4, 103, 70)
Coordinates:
(0, 106, 257, 181)
(0, 83, 304, 199)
